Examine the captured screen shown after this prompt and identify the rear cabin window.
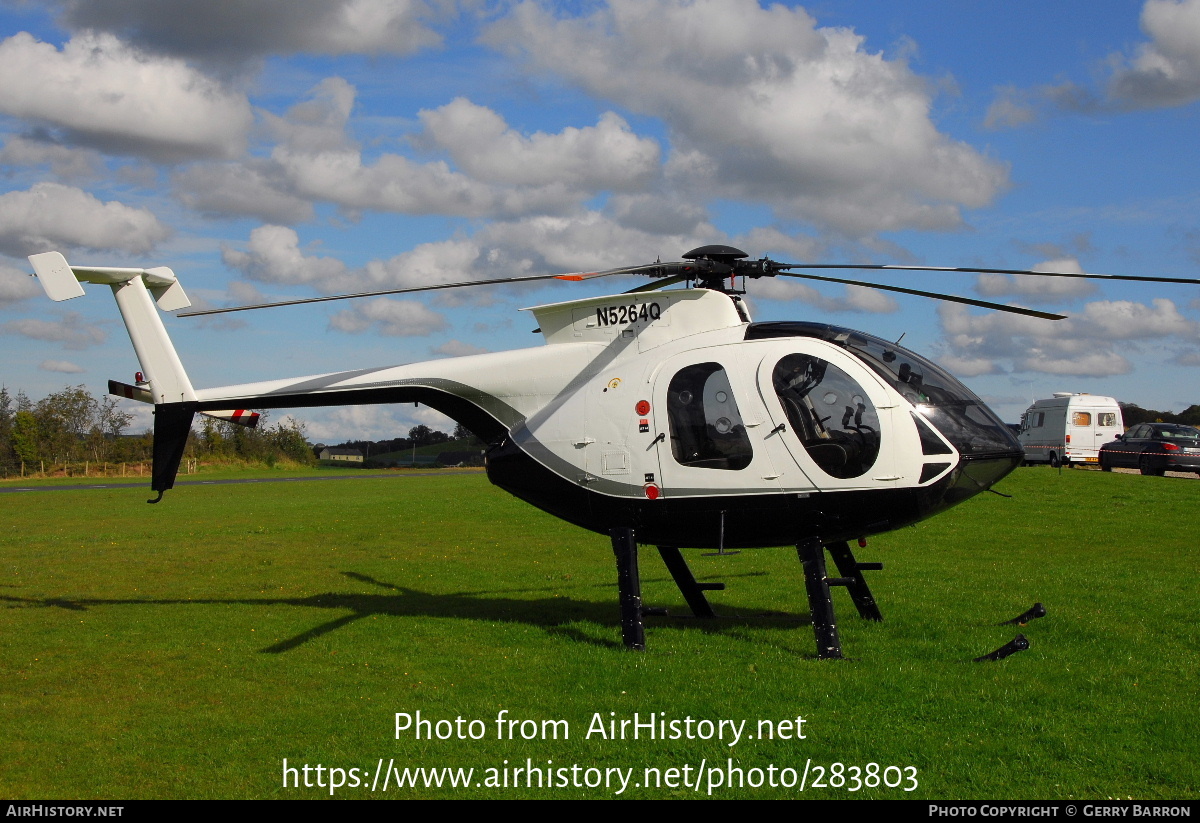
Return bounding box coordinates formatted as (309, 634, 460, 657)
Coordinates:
(1098, 413, 1118, 427)
(667, 363, 753, 470)
(772, 354, 880, 479)
(1072, 412, 1091, 426)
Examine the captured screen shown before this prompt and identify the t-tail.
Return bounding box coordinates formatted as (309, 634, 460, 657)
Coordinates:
(30, 251, 201, 501)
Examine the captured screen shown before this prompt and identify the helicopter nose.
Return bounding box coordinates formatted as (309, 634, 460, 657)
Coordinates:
(941, 452, 1022, 507)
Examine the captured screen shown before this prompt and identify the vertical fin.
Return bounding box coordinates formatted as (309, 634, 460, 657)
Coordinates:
(151, 404, 195, 500)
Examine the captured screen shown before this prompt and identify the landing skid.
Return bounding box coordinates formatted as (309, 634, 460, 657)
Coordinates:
(797, 538, 884, 659)
(608, 528, 883, 659)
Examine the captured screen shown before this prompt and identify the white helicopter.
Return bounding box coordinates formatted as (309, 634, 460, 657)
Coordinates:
(28, 246, 1200, 659)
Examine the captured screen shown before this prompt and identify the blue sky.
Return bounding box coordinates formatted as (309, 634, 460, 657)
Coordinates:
(1, 0, 1198, 441)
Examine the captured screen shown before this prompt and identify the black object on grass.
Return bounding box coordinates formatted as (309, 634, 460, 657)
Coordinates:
(1000, 602, 1046, 626)
(974, 634, 1030, 662)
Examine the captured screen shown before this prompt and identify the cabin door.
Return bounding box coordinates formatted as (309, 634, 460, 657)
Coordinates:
(753, 341, 899, 492)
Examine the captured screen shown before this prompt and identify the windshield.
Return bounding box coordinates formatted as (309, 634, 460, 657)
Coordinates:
(1151, 425, 1200, 441)
(747, 322, 1021, 457)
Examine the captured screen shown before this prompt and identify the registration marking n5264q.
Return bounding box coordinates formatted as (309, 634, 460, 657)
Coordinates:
(596, 301, 662, 328)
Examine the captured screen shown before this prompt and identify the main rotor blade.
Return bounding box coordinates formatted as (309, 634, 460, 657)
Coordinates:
(624, 274, 692, 294)
(178, 263, 664, 317)
(776, 263, 1200, 286)
(777, 272, 1066, 320)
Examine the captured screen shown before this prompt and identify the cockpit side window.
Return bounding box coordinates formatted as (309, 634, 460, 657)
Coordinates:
(773, 354, 880, 479)
(667, 363, 753, 470)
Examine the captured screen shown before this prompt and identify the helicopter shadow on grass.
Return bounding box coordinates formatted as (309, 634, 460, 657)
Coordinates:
(0, 569, 817, 654)
(336, 570, 811, 654)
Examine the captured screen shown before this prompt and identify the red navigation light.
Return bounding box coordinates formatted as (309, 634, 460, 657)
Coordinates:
(635, 400, 651, 415)
(644, 483, 660, 500)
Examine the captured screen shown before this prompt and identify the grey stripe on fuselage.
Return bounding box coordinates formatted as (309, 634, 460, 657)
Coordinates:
(262, 366, 399, 396)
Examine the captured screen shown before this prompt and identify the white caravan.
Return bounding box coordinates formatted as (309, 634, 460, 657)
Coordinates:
(1018, 393, 1124, 467)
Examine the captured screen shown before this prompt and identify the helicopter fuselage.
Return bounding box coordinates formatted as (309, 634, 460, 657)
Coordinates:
(182, 288, 1022, 549)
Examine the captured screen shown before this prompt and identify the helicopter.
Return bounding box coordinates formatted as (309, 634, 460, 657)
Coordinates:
(27, 245, 1200, 659)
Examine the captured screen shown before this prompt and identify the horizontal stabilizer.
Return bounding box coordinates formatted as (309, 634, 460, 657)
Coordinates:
(29, 251, 85, 301)
(109, 379, 152, 403)
(108, 381, 258, 428)
(32, 251, 196, 406)
(29, 251, 191, 311)
(202, 409, 261, 429)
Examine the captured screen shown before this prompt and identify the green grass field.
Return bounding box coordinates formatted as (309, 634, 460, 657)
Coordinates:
(1, 467, 1196, 799)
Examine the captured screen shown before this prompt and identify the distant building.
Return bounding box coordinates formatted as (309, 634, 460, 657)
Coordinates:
(319, 447, 364, 463)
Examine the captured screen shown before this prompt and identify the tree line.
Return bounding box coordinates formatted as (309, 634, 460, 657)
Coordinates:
(1119, 403, 1200, 427)
(329, 423, 473, 456)
(0, 385, 141, 473)
(327, 423, 483, 467)
(0, 385, 315, 476)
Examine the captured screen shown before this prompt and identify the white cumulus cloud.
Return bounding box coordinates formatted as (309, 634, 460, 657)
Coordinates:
(748, 278, 899, 314)
(40, 359, 85, 373)
(418, 99, 660, 190)
(937, 297, 1198, 378)
(484, 0, 1009, 236)
(986, 0, 1200, 122)
(0, 182, 169, 256)
(328, 297, 447, 337)
(1, 311, 107, 349)
(55, 0, 445, 66)
(1109, 0, 1200, 108)
(0, 264, 43, 305)
(0, 135, 103, 179)
(975, 258, 1097, 300)
(173, 162, 314, 224)
(430, 339, 489, 357)
(222, 225, 347, 285)
(0, 32, 253, 161)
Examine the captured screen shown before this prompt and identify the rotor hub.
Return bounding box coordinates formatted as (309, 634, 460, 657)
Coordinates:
(682, 245, 749, 265)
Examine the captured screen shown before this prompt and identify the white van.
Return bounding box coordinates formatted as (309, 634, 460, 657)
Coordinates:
(1018, 393, 1124, 467)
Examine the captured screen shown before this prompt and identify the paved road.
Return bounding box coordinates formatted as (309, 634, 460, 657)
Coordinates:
(1057, 465, 1197, 479)
(0, 469, 484, 494)
(1108, 467, 1197, 478)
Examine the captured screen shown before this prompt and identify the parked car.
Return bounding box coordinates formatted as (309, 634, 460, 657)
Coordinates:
(1098, 423, 1200, 476)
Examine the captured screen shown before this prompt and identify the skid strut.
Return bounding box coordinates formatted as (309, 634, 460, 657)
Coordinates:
(825, 541, 884, 621)
(797, 538, 884, 660)
(610, 533, 729, 650)
(656, 545, 725, 618)
(610, 527, 645, 650)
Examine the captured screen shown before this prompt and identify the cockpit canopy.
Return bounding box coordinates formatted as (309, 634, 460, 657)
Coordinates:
(747, 322, 1021, 459)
